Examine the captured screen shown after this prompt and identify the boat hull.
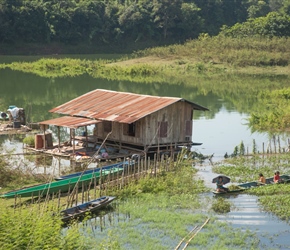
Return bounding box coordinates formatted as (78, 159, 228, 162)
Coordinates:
(212, 174, 290, 195)
(0, 168, 122, 198)
(55, 161, 131, 181)
(61, 196, 116, 223)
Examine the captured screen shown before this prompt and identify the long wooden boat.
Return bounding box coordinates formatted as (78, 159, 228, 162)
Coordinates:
(61, 196, 115, 223)
(213, 174, 290, 195)
(0, 167, 123, 199)
(55, 161, 133, 181)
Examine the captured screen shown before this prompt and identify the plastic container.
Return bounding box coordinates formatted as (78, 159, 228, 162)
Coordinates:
(13, 121, 21, 128)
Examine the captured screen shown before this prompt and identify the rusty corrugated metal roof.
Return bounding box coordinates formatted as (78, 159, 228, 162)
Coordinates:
(49, 89, 208, 124)
(39, 116, 100, 129)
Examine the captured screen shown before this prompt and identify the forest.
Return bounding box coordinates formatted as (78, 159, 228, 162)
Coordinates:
(1, 0, 290, 53)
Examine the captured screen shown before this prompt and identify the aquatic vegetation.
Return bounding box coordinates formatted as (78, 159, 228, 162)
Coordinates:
(213, 154, 290, 222)
(87, 193, 258, 249)
(211, 197, 231, 214)
(213, 153, 290, 183)
(246, 183, 290, 221)
(249, 88, 290, 132)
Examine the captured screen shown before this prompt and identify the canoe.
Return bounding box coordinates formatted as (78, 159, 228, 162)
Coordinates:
(212, 187, 246, 195)
(213, 174, 290, 195)
(55, 161, 133, 181)
(61, 196, 115, 223)
(0, 167, 123, 199)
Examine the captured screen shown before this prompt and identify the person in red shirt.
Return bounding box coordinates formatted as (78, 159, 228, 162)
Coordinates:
(274, 171, 281, 183)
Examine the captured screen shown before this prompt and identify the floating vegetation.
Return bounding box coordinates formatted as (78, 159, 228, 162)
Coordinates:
(227, 184, 245, 191)
(211, 197, 231, 213)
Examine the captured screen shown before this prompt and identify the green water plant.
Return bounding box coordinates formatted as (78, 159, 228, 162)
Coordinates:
(23, 135, 35, 146)
(211, 197, 231, 213)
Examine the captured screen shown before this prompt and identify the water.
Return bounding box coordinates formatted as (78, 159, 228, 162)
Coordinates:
(193, 107, 275, 161)
(197, 164, 290, 249)
(217, 194, 290, 249)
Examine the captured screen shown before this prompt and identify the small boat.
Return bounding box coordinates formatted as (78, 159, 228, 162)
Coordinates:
(0, 167, 123, 198)
(55, 161, 132, 181)
(212, 187, 246, 195)
(61, 196, 116, 223)
(212, 174, 290, 195)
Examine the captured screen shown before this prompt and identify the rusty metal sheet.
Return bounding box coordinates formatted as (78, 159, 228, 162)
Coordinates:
(39, 116, 100, 129)
(49, 89, 208, 123)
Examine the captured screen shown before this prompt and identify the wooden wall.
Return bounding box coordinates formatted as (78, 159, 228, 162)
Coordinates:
(94, 101, 194, 147)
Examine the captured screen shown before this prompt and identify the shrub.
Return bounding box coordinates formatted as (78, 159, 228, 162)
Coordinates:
(23, 135, 35, 146)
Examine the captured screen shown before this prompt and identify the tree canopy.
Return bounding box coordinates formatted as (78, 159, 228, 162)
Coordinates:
(0, 0, 290, 51)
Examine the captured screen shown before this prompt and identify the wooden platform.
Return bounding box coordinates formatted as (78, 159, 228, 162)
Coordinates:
(27, 140, 142, 162)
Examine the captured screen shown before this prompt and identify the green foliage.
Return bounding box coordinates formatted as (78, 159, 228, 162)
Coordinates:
(249, 88, 290, 132)
(136, 36, 290, 67)
(23, 135, 35, 146)
(239, 141, 245, 156)
(113, 192, 258, 249)
(247, 182, 290, 220)
(0, 0, 289, 52)
(115, 158, 208, 199)
(211, 197, 231, 213)
(213, 153, 290, 183)
(0, 205, 87, 249)
(220, 12, 290, 38)
(252, 139, 257, 154)
(233, 146, 238, 157)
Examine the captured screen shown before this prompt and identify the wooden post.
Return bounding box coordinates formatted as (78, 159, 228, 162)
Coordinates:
(74, 184, 78, 207)
(43, 129, 46, 149)
(58, 190, 61, 209)
(98, 168, 102, 197)
(81, 182, 84, 203)
(94, 175, 97, 199)
(85, 126, 88, 149)
(72, 129, 75, 155)
(262, 142, 265, 154)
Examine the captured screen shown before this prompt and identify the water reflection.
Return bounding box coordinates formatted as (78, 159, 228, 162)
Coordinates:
(216, 194, 290, 249)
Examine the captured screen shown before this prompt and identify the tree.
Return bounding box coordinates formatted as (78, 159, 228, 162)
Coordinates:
(178, 2, 203, 40)
(247, 0, 270, 18)
(118, 1, 154, 42)
(280, 0, 290, 15)
(152, 0, 182, 39)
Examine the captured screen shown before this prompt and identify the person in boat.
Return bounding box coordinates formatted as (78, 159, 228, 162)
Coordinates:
(258, 173, 266, 184)
(274, 171, 282, 183)
(216, 176, 229, 192)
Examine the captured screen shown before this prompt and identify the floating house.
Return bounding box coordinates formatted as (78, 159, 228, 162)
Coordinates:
(38, 89, 208, 159)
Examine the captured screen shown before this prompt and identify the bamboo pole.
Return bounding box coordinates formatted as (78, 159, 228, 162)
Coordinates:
(174, 226, 198, 250)
(182, 218, 210, 250)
